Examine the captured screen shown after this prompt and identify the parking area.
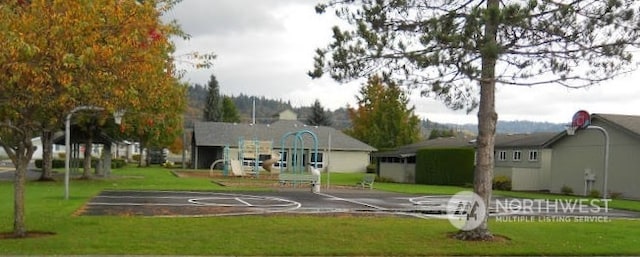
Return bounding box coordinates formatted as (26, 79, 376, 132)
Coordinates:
(80, 189, 640, 219)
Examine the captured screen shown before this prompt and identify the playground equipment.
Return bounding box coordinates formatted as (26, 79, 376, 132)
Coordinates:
(238, 138, 275, 177)
(209, 145, 231, 177)
(279, 130, 321, 192)
(261, 151, 281, 173)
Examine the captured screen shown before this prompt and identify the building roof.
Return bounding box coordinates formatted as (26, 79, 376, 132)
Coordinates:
(372, 136, 475, 158)
(193, 120, 377, 152)
(494, 132, 559, 148)
(592, 113, 640, 139)
(373, 132, 559, 158)
(52, 127, 115, 145)
(546, 113, 640, 146)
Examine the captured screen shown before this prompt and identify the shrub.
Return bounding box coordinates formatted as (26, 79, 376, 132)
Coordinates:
(375, 176, 395, 183)
(35, 159, 66, 169)
(112, 159, 126, 169)
(561, 185, 574, 195)
(132, 154, 141, 162)
(588, 189, 601, 198)
(609, 191, 623, 199)
(35, 158, 126, 169)
(492, 175, 512, 191)
(415, 148, 474, 186)
(366, 163, 376, 174)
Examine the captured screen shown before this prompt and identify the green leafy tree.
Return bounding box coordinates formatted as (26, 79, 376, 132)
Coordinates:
(429, 129, 456, 139)
(306, 99, 333, 126)
(221, 96, 241, 123)
(310, 0, 640, 239)
(346, 75, 421, 150)
(203, 74, 222, 122)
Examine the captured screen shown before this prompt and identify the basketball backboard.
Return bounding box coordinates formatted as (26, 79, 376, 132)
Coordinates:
(567, 110, 591, 135)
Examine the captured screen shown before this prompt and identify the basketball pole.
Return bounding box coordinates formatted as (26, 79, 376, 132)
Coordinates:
(568, 110, 610, 199)
(586, 125, 610, 199)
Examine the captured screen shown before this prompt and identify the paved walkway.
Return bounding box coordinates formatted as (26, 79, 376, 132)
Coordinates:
(0, 169, 43, 181)
(0, 161, 44, 181)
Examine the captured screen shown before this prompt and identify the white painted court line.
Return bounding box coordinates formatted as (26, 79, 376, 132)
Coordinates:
(87, 202, 195, 207)
(314, 192, 387, 210)
(90, 191, 303, 213)
(234, 197, 253, 207)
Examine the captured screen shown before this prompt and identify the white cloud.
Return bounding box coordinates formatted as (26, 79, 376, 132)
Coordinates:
(169, 0, 640, 125)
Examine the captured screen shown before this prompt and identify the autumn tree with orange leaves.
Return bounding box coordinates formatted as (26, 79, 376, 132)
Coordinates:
(346, 75, 421, 151)
(0, 0, 211, 238)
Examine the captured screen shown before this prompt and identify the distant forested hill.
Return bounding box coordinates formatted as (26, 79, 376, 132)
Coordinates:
(186, 86, 563, 134)
(447, 120, 565, 134)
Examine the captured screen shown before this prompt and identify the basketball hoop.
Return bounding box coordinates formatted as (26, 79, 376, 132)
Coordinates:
(567, 110, 591, 135)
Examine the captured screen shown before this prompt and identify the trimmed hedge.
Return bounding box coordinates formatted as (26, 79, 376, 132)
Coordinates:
(415, 148, 474, 186)
(35, 158, 126, 169)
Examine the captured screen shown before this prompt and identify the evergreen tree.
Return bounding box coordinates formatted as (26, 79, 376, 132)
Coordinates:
(345, 75, 421, 150)
(311, 0, 640, 240)
(221, 96, 241, 123)
(203, 74, 222, 122)
(306, 99, 333, 126)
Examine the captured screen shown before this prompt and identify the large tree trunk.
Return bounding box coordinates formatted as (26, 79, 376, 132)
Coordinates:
(6, 133, 36, 238)
(13, 151, 28, 237)
(81, 140, 93, 179)
(456, 0, 499, 241)
(102, 143, 112, 177)
(38, 129, 55, 181)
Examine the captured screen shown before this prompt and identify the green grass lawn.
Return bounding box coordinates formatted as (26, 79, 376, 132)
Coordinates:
(0, 166, 639, 255)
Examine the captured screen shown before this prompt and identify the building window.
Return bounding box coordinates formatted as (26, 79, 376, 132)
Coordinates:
(497, 151, 507, 161)
(529, 150, 539, 161)
(513, 151, 522, 161)
(275, 150, 287, 167)
(258, 154, 271, 165)
(310, 152, 324, 168)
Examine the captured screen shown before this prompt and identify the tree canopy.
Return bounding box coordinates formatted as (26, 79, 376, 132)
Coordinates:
(311, 0, 640, 240)
(0, 0, 195, 237)
(311, 0, 640, 112)
(346, 75, 421, 150)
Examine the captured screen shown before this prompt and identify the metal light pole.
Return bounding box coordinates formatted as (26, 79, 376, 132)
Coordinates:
(65, 106, 124, 200)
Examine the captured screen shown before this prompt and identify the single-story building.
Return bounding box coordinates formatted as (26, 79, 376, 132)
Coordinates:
(191, 110, 377, 173)
(374, 132, 558, 189)
(376, 112, 640, 199)
(372, 136, 474, 183)
(493, 132, 557, 191)
(547, 113, 640, 199)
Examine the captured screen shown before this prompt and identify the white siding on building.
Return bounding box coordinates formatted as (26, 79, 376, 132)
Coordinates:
(379, 162, 415, 183)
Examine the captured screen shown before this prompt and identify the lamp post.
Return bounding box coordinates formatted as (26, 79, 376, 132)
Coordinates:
(65, 106, 124, 200)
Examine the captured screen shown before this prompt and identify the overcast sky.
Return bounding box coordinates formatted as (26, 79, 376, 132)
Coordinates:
(166, 0, 640, 125)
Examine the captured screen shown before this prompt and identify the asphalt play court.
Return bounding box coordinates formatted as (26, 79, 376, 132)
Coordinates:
(79, 188, 640, 219)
